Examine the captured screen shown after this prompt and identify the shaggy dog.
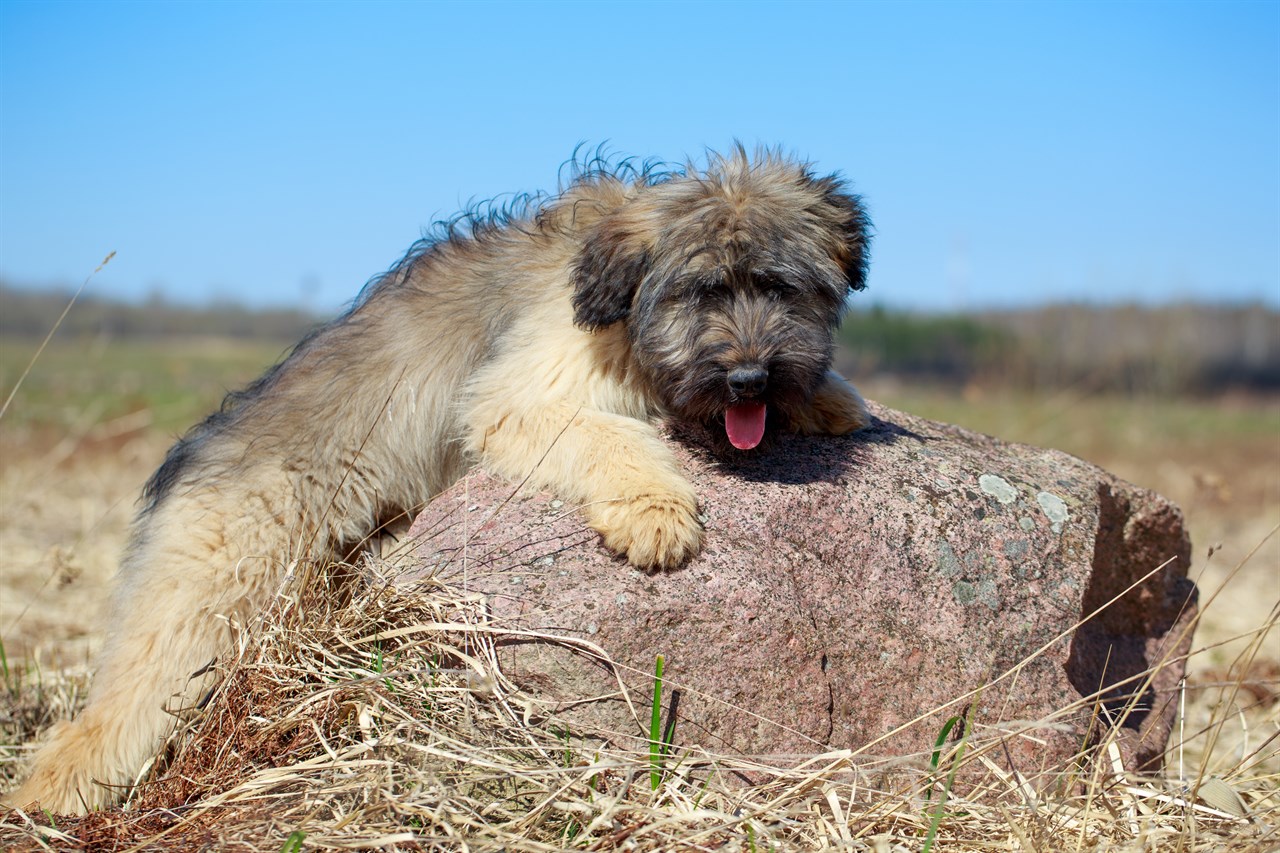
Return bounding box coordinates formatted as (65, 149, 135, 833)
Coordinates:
(7, 147, 872, 814)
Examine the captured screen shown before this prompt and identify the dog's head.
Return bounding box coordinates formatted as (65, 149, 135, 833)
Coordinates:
(570, 149, 871, 449)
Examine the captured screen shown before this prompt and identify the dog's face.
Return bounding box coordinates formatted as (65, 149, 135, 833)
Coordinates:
(571, 152, 870, 449)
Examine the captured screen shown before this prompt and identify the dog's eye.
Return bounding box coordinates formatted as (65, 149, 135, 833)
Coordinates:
(691, 275, 730, 299)
(754, 273, 792, 295)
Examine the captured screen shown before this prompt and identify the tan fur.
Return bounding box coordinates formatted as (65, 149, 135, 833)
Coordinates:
(6, 149, 872, 814)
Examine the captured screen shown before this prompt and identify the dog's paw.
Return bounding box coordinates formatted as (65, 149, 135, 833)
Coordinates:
(591, 491, 703, 570)
(5, 721, 103, 815)
(794, 371, 871, 436)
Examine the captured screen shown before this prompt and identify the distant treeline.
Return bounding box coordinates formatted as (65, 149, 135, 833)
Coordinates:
(838, 303, 1280, 393)
(0, 285, 322, 341)
(3, 285, 1277, 394)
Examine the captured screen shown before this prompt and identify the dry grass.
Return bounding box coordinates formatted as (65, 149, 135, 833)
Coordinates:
(2, 552, 1277, 852)
(0, 339, 1277, 850)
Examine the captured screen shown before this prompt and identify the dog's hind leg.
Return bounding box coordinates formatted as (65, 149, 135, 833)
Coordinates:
(6, 483, 300, 814)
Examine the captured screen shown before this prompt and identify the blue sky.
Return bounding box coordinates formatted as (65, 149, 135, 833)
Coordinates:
(1, 0, 1276, 314)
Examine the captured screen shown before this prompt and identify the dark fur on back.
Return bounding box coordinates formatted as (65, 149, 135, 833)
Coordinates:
(142, 324, 329, 510)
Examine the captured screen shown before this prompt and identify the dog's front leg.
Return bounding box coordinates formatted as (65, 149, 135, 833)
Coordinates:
(792, 370, 872, 436)
(469, 403, 702, 570)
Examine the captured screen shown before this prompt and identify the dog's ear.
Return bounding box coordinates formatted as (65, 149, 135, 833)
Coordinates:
(571, 221, 650, 331)
(813, 176, 873, 294)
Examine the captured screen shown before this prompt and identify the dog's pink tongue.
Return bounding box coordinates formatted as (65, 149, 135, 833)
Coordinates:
(725, 402, 767, 450)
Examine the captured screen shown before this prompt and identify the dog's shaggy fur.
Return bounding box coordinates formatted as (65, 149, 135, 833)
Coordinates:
(7, 148, 872, 814)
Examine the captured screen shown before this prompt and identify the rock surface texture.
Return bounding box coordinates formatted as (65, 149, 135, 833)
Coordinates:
(405, 402, 1197, 780)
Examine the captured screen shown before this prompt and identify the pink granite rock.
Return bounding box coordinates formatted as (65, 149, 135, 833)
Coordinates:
(404, 402, 1196, 780)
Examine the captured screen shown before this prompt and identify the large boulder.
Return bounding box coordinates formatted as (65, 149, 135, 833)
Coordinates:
(404, 402, 1197, 780)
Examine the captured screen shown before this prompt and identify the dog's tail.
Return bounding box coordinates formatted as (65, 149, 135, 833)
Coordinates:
(5, 477, 305, 815)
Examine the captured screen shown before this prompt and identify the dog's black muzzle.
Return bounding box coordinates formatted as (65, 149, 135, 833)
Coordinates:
(726, 364, 768, 398)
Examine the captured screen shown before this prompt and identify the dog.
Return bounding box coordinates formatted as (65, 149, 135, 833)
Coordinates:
(6, 147, 872, 814)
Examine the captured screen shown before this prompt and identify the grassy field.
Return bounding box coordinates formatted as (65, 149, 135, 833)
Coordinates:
(1, 336, 1276, 849)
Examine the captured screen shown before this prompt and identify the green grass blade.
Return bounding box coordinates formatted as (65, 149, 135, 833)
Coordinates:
(649, 654, 665, 790)
(922, 697, 979, 852)
(924, 715, 960, 801)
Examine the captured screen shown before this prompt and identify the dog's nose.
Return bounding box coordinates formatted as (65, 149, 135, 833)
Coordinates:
(727, 365, 768, 397)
